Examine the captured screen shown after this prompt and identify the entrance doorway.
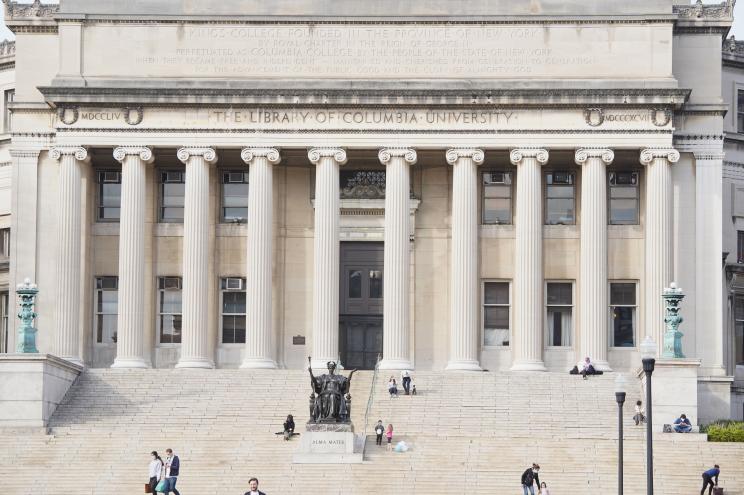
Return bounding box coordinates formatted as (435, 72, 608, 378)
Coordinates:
(340, 242, 383, 370)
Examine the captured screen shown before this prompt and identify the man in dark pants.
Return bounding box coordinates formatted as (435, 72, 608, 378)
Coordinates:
(401, 370, 411, 395)
(701, 464, 720, 495)
(520, 463, 540, 495)
(164, 448, 180, 495)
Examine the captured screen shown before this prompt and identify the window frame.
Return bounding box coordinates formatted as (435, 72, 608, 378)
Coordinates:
(735, 294, 744, 366)
(608, 280, 638, 349)
(3, 88, 13, 134)
(481, 279, 511, 348)
(481, 170, 514, 225)
(738, 231, 744, 264)
(0, 290, 8, 353)
(0, 227, 10, 260)
(544, 171, 576, 225)
(96, 170, 122, 223)
(157, 276, 183, 345)
(159, 170, 186, 224)
(738, 88, 744, 134)
(94, 276, 118, 346)
(220, 277, 247, 345)
(608, 171, 640, 226)
(220, 170, 249, 224)
(544, 280, 575, 348)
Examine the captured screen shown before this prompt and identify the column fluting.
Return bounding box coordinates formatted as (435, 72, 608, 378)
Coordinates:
(378, 147, 416, 370)
(111, 147, 153, 368)
(308, 148, 347, 370)
(510, 148, 549, 371)
(50, 146, 88, 366)
(576, 148, 614, 371)
(240, 147, 281, 369)
(175, 147, 217, 369)
(445, 148, 484, 371)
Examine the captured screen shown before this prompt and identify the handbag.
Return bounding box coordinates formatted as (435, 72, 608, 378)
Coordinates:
(155, 479, 168, 492)
(145, 483, 152, 494)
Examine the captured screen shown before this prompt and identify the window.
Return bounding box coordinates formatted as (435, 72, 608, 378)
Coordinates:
(610, 282, 637, 347)
(738, 231, 744, 263)
(545, 172, 575, 225)
(222, 171, 248, 223)
(158, 277, 182, 344)
(546, 282, 573, 347)
(0, 291, 7, 353)
(0, 228, 9, 260)
(95, 276, 118, 344)
(482, 171, 513, 224)
(483, 282, 510, 346)
(97, 171, 121, 221)
(221, 277, 246, 344)
(3, 89, 13, 133)
(738, 90, 744, 133)
(736, 296, 744, 365)
(609, 172, 639, 225)
(160, 171, 185, 222)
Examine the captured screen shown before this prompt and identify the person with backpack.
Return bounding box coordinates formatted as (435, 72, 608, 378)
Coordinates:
(520, 463, 541, 495)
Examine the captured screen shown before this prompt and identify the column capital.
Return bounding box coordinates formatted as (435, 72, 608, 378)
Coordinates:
(639, 148, 680, 165)
(241, 147, 281, 165)
(50, 146, 88, 162)
(308, 147, 347, 165)
(510, 148, 549, 165)
(113, 146, 154, 164)
(379, 147, 417, 166)
(574, 148, 614, 166)
(446, 148, 484, 166)
(177, 147, 217, 164)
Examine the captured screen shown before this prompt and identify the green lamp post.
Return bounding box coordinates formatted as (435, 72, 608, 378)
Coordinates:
(661, 282, 685, 359)
(15, 278, 39, 353)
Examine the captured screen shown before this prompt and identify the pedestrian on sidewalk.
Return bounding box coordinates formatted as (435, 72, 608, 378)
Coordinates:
(244, 477, 267, 495)
(388, 377, 398, 397)
(520, 463, 541, 495)
(385, 423, 394, 451)
(700, 464, 720, 495)
(163, 448, 181, 495)
(375, 419, 385, 446)
(401, 369, 412, 395)
(633, 400, 646, 426)
(147, 451, 163, 494)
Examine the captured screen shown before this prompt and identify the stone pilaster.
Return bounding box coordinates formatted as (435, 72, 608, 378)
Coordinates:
(510, 148, 549, 371)
(240, 147, 281, 369)
(639, 148, 680, 353)
(308, 147, 347, 370)
(575, 148, 614, 371)
(445, 148, 484, 371)
(50, 146, 89, 366)
(378, 147, 417, 370)
(175, 147, 217, 369)
(111, 147, 153, 369)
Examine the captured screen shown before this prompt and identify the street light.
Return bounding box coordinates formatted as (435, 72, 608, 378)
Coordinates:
(640, 336, 657, 495)
(615, 373, 627, 495)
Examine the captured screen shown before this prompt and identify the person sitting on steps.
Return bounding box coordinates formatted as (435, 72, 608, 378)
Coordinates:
(283, 414, 295, 440)
(388, 377, 398, 397)
(673, 413, 692, 433)
(569, 356, 603, 379)
(633, 400, 646, 426)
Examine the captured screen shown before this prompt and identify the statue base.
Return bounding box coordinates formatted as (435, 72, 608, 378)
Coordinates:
(293, 422, 364, 464)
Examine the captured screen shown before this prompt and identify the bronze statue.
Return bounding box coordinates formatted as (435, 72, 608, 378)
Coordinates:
(307, 357, 357, 423)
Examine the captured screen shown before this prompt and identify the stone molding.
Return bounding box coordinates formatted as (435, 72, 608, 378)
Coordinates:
(240, 147, 281, 165)
(574, 148, 614, 165)
(445, 148, 484, 166)
(49, 146, 88, 162)
(9, 149, 40, 159)
(112, 146, 153, 163)
(378, 147, 417, 165)
(693, 152, 725, 161)
(639, 148, 680, 165)
(509, 148, 549, 165)
(3, 0, 59, 19)
(308, 147, 347, 165)
(176, 147, 217, 164)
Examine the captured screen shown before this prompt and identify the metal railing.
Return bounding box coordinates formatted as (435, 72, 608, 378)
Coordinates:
(362, 354, 382, 441)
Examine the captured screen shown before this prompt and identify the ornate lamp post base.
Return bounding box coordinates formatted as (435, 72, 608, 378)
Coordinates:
(15, 278, 39, 354)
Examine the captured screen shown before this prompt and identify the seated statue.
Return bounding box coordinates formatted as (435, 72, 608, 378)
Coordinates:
(307, 357, 357, 423)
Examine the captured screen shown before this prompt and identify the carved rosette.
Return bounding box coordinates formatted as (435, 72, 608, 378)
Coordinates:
(113, 146, 154, 164)
(308, 147, 347, 165)
(378, 147, 417, 165)
(445, 148, 485, 166)
(177, 147, 217, 164)
(241, 147, 281, 165)
(639, 148, 680, 165)
(574, 148, 614, 166)
(50, 146, 88, 162)
(509, 148, 549, 165)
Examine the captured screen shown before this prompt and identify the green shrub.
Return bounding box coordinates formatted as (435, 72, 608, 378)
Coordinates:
(702, 420, 744, 442)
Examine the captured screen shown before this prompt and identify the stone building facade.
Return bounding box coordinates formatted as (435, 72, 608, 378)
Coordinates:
(2, 0, 734, 420)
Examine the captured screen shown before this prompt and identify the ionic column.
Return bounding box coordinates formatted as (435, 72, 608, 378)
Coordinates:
(111, 147, 153, 369)
(640, 148, 679, 352)
(240, 147, 281, 369)
(510, 148, 549, 371)
(445, 148, 484, 371)
(175, 147, 217, 369)
(308, 147, 347, 370)
(50, 146, 89, 366)
(378, 147, 416, 370)
(576, 148, 614, 371)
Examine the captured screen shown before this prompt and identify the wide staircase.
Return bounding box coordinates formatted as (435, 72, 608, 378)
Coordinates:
(0, 369, 743, 494)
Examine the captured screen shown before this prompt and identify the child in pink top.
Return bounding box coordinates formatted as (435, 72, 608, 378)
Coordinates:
(385, 424, 394, 451)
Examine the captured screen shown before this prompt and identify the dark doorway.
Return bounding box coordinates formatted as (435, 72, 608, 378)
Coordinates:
(340, 242, 383, 370)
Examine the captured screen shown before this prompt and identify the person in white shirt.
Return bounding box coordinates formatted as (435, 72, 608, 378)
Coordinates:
(633, 400, 646, 426)
(148, 451, 163, 494)
(401, 370, 412, 395)
(243, 477, 267, 495)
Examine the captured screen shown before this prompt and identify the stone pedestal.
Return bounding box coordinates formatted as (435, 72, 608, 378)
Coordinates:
(638, 358, 700, 432)
(293, 422, 364, 464)
(0, 354, 83, 428)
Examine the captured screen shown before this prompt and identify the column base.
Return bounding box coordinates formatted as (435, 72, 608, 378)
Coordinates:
(240, 357, 277, 369)
(445, 360, 483, 372)
(111, 357, 149, 369)
(378, 358, 413, 370)
(592, 360, 612, 372)
(510, 360, 546, 372)
(175, 358, 214, 369)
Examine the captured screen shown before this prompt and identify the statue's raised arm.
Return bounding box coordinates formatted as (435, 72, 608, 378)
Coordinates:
(307, 356, 320, 391)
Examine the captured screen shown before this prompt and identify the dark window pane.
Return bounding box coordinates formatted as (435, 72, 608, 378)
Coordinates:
(160, 314, 182, 344)
(547, 307, 572, 346)
(223, 207, 248, 222)
(222, 315, 246, 344)
(223, 291, 246, 314)
(369, 270, 383, 298)
(547, 283, 572, 305)
(348, 270, 362, 298)
(611, 307, 635, 347)
(484, 306, 509, 329)
(610, 283, 636, 305)
(484, 282, 509, 305)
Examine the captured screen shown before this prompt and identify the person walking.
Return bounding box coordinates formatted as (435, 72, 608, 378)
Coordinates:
(164, 448, 181, 495)
(375, 420, 385, 446)
(385, 423, 394, 451)
(633, 400, 646, 426)
(700, 465, 720, 495)
(401, 370, 412, 395)
(244, 477, 267, 495)
(520, 463, 541, 495)
(148, 451, 163, 494)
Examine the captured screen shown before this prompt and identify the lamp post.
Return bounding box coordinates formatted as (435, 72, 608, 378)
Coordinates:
(615, 373, 627, 495)
(640, 336, 657, 495)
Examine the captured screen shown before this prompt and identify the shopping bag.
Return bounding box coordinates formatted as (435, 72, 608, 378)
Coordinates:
(155, 479, 168, 492)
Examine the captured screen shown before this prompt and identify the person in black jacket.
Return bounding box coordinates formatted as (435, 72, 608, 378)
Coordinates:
(283, 414, 295, 440)
(244, 477, 267, 495)
(520, 463, 541, 495)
